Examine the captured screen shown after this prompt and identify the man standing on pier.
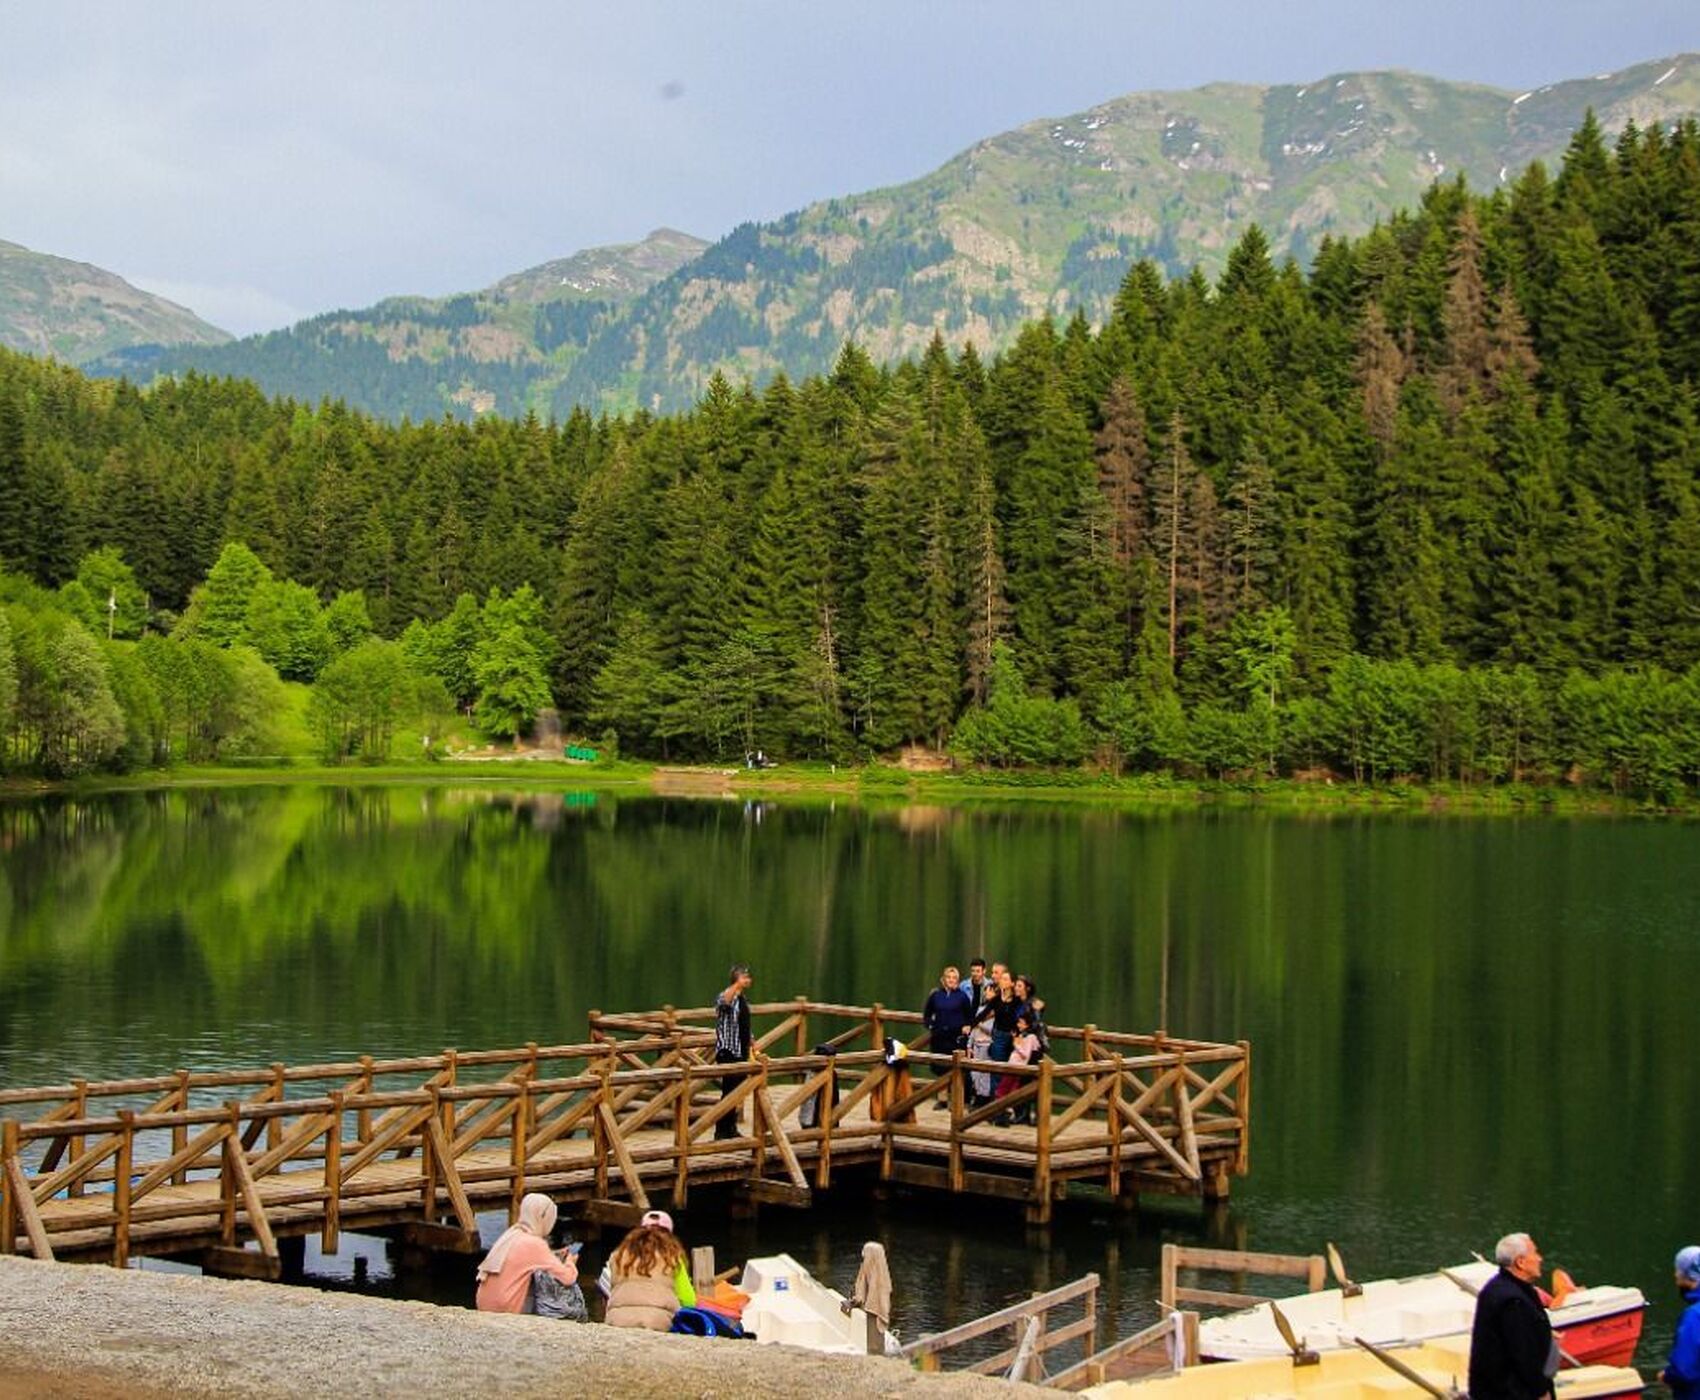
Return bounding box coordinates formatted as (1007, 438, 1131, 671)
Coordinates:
(1468, 1232, 1559, 1399)
(713, 963, 753, 1140)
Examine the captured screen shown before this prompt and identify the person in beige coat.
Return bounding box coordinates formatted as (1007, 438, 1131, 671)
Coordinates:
(604, 1220, 691, 1331)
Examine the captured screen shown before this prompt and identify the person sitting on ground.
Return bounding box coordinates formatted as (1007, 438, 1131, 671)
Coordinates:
(1660, 1245, 1700, 1398)
(474, 1192, 579, 1315)
(995, 1013, 1043, 1126)
(605, 1215, 694, 1331)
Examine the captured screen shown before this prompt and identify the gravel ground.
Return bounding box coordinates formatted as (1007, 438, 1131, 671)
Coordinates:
(0, 1257, 1049, 1399)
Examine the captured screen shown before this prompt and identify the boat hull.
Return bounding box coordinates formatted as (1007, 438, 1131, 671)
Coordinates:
(1555, 1302, 1644, 1368)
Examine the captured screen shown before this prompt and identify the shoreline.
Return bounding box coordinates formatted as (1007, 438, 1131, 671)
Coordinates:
(0, 1256, 1039, 1399)
(0, 759, 1685, 818)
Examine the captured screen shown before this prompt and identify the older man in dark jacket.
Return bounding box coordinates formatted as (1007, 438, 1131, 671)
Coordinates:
(1469, 1232, 1558, 1400)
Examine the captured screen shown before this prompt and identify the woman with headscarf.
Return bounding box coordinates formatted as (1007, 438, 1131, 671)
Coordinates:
(474, 1192, 578, 1314)
(848, 1240, 894, 1339)
(605, 1216, 693, 1330)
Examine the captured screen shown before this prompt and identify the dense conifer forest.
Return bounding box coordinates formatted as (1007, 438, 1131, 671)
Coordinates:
(3, 116, 1700, 796)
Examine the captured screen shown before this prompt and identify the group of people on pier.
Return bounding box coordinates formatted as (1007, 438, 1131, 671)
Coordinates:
(701, 959, 1052, 1132)
(920, 960, 1049, 1126)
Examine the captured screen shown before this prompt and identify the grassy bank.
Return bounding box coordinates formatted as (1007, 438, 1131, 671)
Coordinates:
(3, 754, 1689, 816)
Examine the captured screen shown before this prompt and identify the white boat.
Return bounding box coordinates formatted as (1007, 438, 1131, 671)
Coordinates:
(1197, 1259, 1645, 1367)
(736, 1253, 889, 1355)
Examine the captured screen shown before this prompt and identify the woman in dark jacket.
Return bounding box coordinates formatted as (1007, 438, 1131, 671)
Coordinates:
(921, 966, 972, 1056)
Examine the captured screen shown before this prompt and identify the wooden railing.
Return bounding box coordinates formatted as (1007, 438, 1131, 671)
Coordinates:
(1048, 1311, 1194, 1390)
(0, 1002, 1250, 1268)
(899, 1273, 1101, 1383)
(1159, 1243, 1327, 1312)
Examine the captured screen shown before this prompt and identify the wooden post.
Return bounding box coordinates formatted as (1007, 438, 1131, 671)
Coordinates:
(691, 1245, 716, 1294)
(171, 1070, 191, 1184)
(592, 1062, 610, 1204)
(351, 1054, 374, 1149)
(510, 1081, 532, 1222)
(1082, 1024, 1096, 1063)
(268, 1064, 285, 1152)
(1307, 1253, 1327, 1293)
(1181, 1310, 1201, 1367)
(220, 1106, 239, 1245)
(750, 1059, 768, 1182)
(869, 1002, 884, 1052)
(948, 1051, 965, 1194)
(441, 1050, 459, 1140)
(794, 996, 809, 1057)
(113, 1110, 134, 1268)
(673, 1068, 691, 1206)
(1107, 1056, 1124, 1202)
(421, 1087, 440, 1221)
(814, 1060, 835, 1191)
(68, 1081, 87, 1198)
(1235, 1040, 1252, 1176)
(323, 1090, 342, 1254)
(1160, 1242, 1178, 1311)
(1029, 1057, 1054, 1224)
(0, 1119, 17, 1257)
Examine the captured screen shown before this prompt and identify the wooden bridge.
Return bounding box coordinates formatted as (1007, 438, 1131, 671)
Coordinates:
(0, 1000, 1250, 1279)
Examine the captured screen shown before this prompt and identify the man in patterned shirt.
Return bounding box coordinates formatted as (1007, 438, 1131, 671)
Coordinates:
(713, 963, 753, 1140)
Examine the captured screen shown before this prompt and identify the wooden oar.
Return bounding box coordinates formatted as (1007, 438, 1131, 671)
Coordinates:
(1328, 1241, 1363, 1299)
(1269, 1302, 1320, 1366)
(1439, 1266, 1582, 1368)
(1352, 1336, 1460, 1398)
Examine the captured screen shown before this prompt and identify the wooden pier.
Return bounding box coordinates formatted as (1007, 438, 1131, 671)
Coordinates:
(0, 1000, 1250, 1278)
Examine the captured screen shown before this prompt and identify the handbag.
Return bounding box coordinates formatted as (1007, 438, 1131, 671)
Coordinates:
(525, 1268, 589, 1321)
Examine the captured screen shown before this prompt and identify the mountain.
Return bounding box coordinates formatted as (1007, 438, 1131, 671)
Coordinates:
(0, 240, 231, 364)
(89, 228, 709, 421)
(102, 53, 1700, 419)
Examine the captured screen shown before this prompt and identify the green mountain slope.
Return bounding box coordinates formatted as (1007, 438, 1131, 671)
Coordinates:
(104, 54, 1700, 418)
(573, 52, 1700, 414)
(94, 228, 708, 421)
(0, 239, 230, 364)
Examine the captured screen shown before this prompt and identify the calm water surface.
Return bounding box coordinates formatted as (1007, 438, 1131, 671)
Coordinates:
(1, 786, 1695, 1368)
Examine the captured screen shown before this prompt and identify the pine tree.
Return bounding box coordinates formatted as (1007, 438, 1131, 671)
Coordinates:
(1435, 210, 1493, 414)
(959, 426, 1009, 707)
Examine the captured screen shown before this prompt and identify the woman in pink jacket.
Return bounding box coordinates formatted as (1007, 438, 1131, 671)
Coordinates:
(475, 1193, 578, 1314)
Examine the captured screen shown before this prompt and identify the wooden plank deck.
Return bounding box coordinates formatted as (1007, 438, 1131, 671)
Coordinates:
(1, 1001, 1250, 1273)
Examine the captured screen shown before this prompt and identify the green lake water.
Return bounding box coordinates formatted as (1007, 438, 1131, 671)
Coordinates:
(1, 785, 1696, 1369)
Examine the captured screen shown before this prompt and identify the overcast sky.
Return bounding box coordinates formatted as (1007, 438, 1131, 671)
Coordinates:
(3, 2, 1694, 335)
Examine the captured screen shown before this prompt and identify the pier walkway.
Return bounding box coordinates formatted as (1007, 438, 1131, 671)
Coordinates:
(0, 1001, 1250, 1278)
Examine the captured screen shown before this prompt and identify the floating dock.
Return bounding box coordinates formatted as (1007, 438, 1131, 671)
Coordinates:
(0, 1000, 1250, 1277)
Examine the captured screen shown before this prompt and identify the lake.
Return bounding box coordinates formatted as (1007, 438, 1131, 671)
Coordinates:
(1, 784, 1695, 1369)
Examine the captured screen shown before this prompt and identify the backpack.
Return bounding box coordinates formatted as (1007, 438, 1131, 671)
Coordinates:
(670, 1306, 748, 1338)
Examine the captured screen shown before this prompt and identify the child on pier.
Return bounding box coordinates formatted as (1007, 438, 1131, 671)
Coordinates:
(993, 1014, 1042, 1126)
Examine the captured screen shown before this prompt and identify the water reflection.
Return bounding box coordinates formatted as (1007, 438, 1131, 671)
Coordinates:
(2, 788, 1698, 1365)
